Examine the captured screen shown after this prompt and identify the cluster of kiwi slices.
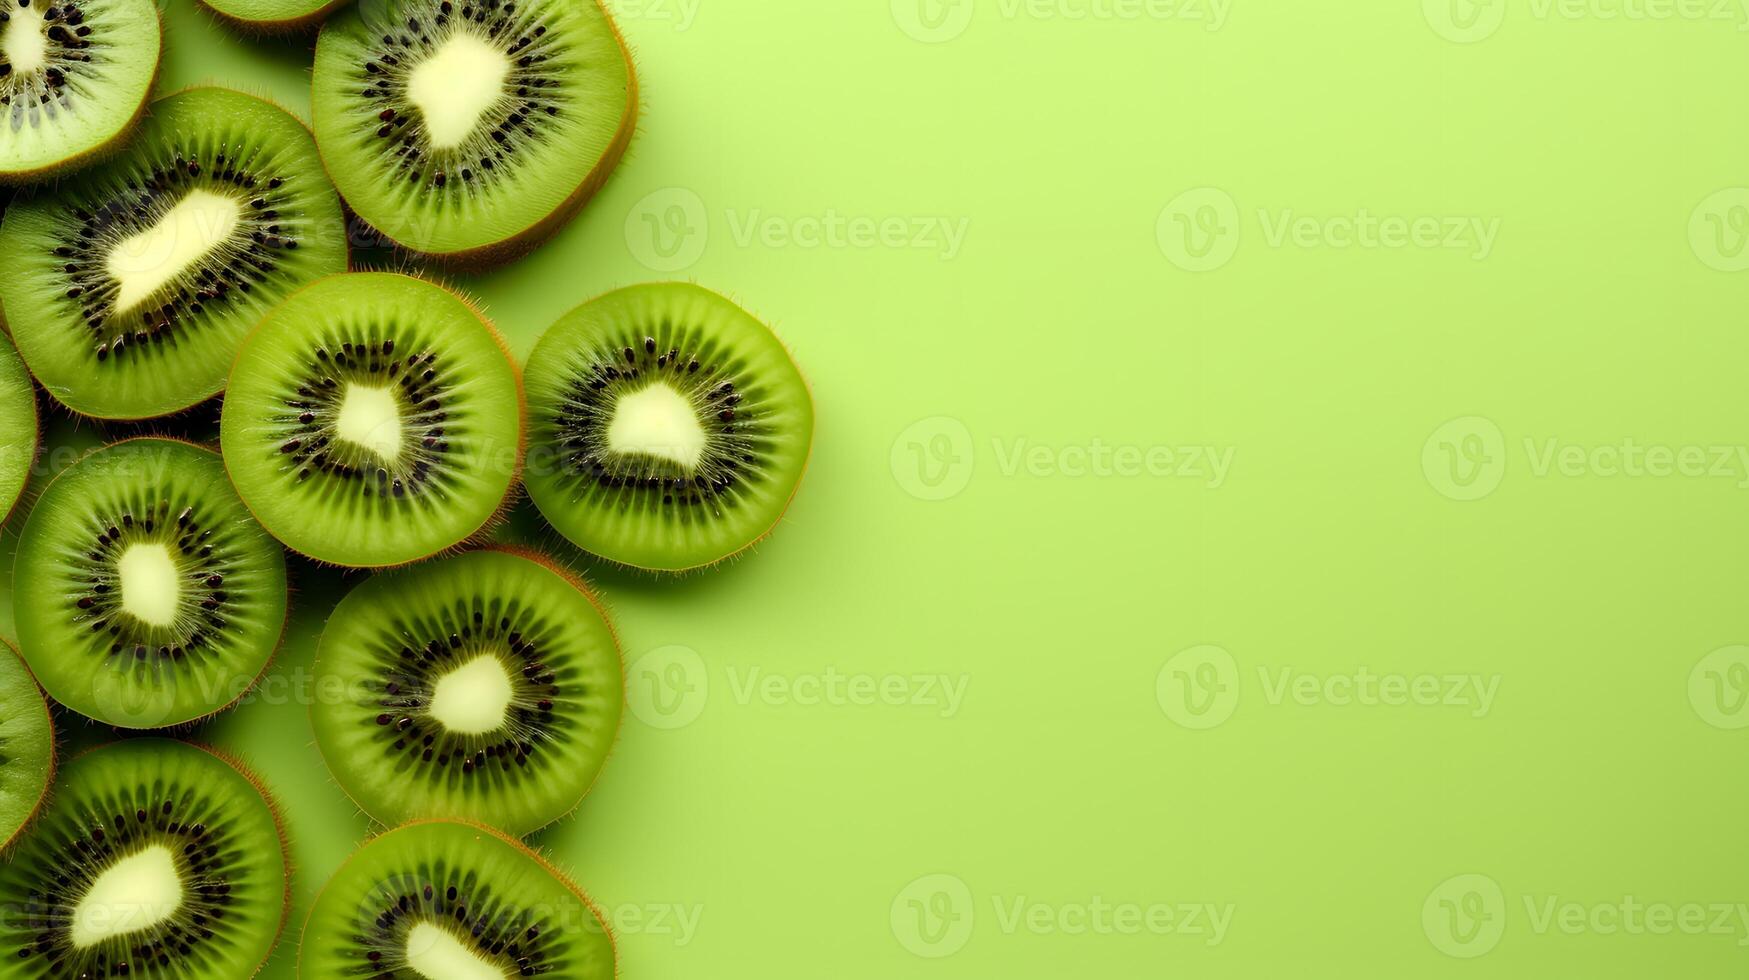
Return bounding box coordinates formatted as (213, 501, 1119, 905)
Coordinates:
(0, 0, 816, 975)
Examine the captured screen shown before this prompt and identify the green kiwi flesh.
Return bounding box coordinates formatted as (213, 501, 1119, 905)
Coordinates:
(220, 272, 523, 567)
(0, 329, 36, 524)
(311, 0, 636, 263)
(523, 283, 814, 571)
(312, 548, 622, 836)
(302, 820, 615, 979)
(0, 639, 52, 851)
(0, 0, 160, 182)
(200, 0, 350, 33)
(0, 86, 348, 420)
(0, 739, 289, 978)
(12, 438, 288, 728)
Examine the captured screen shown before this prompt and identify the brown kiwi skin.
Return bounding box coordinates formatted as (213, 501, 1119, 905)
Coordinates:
(0, 638, 56, 855)
(197, 0, 353, 36)
(220, 270, 527, 571)
(312, 0, 641, 270)
(298, 818, 619, 976)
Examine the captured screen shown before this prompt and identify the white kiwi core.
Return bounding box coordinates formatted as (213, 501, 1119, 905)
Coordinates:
(427, 654, 514, 735)
(118, 543, 180, 627)
(336, 384, 404, 459)
(3, 5, 46, 75)
(405, 921, 510, 980)
(607, 383, 706, 469)
(407, 33, 510, 150)
(70, 845, 186, 949)
(107, 190, 243, 315)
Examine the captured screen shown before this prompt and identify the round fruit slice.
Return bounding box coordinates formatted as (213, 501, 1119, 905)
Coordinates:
(0, 0, 160, 182)
(302, 820, 615, 979)
(0, 739, 289, 978)
(312, 0, 637, 264)
(221, 273, 523, 567)
(13, 438, 289, 728)
(0, 330, 37, 525)
(0, 640, 53, 851)
(0, 86, 348, 420)
(523, 283, 814, 571)
(312, 548, 622, 836)
(200, 0, 349, 33)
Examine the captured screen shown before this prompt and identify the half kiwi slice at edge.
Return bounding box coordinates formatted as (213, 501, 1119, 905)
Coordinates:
(199, 0, 350, 34)
(0, 639, 53, 852)
(302, 820, 616, 979)
(313, 547, 623, 836)
(12, 437, 289, 729)
(0, 85, 349, 420)
(523, 282, 815, 571)
(0, 328, 37, 525)
(311, 0, 637, 264)
(0, 0, 161, 183)
(221, 272, 524, 568)
(0, 738, 290, 979)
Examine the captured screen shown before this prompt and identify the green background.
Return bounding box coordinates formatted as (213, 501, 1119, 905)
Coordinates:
(5, 0, 1749, 975)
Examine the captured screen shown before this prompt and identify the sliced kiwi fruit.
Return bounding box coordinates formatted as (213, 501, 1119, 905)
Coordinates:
(0, 738, 289, 978)
(0, 0, 161, 183)
(312, 548, 622, 836)
(0, 86, 348, 420)
(0, 639, 53, 851)
(311, 0, 637, 264)
(200, 0, 350, 34)
(302, 820, 615, 979)
(220, 272, 524, 568)
(0, 328, 37, 525)
(523, 283, 814, 571)
(12, 437, 288, 728)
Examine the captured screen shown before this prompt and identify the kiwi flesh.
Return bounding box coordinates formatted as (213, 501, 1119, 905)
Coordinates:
(311, 0, 637, 264)
(0, 328, 37, 525)
(0, 639, 53, 852)
(312, 548, 622, 836)
(522, 283, 814, 571)
(12, 437, 288, 728)
(302, 820, 615, 979)
(199, 0, 350, 34)
(0, 738, 289, 979)
(0, 0, 160, 183)
(0, 86, 348, 420)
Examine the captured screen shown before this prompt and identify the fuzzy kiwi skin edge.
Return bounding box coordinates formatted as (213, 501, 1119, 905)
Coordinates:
(0, 638, 55, 855)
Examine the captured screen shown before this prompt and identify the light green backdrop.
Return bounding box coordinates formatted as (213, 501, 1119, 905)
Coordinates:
(5, 0, 1749, 976)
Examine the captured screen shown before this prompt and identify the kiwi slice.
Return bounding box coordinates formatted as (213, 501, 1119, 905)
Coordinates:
(311, 0, 637, 264)
(0, 738, 289, 978)
(0, 86, 348, 420)
(0, 639, 53, 851)
(221, 272, 523, 567)
(200, 0, 349, 34)
(312, 548, 622, 836)
(523, 283, 814, 571)
(0, 329, 37, 525)
(12, 438, 288, 728)
(0, 0, 160, 183)
(302, 820, 615, 979)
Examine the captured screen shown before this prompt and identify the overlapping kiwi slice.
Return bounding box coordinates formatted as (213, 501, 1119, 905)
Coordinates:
(0, 639, 53, 851)
(220, 272, 524, 567)
(312, 548, 622, 836)
(311, 0, 637, 263)
(302, 820, 615, 979)
(0, 329, 37, 524)
(200, 0, 349, 34)
(12, 438, 288, 728)
(0, 86, 348, 420)
(0, 739, 290, 978)
(0, 0, 160, 182)
(523, 283, 814, 571)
